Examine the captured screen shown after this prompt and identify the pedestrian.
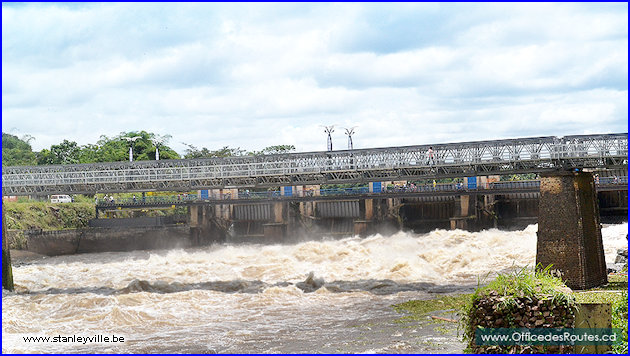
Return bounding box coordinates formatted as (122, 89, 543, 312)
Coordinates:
(433, 180, 437, 190)
(133, 195, 137, 203)
(427, 147, 435, 165)
(95, 196, 98, 204)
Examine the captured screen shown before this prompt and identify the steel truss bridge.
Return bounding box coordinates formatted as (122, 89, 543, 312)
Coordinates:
(2, 133, 627, 196)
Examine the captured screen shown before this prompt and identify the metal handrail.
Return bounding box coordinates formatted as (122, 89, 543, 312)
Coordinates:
(4, 133, 627, 195)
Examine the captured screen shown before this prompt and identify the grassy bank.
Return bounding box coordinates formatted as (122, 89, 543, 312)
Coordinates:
(4, 202, 95, 230)
(393, 272, 628, 354)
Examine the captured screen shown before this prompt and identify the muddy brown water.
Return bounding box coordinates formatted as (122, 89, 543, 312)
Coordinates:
(3, 223, 626, 353)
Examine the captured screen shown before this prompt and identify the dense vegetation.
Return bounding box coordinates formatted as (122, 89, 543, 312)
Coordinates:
(3, 202, 95, 230)
(2, 131, 296, 166)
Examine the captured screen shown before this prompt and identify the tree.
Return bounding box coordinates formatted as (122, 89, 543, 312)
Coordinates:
(249, 145, 296, 156)
(2, 133, 37, 166)
(87, 131, 181, 163)
(37, 140, 81, 165)
(182, 144, 246, 159)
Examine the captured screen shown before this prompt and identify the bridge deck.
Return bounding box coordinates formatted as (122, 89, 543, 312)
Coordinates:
(3, 133, 627, 195)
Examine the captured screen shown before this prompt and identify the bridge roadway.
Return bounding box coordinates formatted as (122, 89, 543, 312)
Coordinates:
(95, 178, 628, 211)
(3, 133, 627, 196)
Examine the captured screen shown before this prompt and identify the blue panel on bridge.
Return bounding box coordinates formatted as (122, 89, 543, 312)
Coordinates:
(284, 186, 293, 196)
(467, 177, 477, 189)
(200, 190, 209, 199)
(372, 182, 381, 193)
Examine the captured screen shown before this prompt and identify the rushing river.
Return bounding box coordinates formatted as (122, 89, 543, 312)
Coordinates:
(2, 223, 627, 353)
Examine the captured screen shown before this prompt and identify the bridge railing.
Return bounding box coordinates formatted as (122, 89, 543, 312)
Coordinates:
(4, 133, 627, 195)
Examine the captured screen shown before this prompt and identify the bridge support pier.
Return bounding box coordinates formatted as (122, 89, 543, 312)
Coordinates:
(450, 195, 472, 230)
(2, 204, 14, 291)
(536, 171, 607, 290)
(264, 202, 286, 241)
(354, 199, 374, 237)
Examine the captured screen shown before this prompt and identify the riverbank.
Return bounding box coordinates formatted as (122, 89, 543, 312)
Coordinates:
(3, 202, 94, 231)
(3, 201, 183, 232)
(392, 273, 628, 353)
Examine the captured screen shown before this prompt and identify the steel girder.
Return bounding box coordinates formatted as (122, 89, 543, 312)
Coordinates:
(2, 133, 627, 195)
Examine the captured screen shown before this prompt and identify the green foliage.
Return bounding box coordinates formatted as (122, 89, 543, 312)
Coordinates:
(393, 294, 471, 322)
(321, 183, 366, 189)
(2, 133, 36, 166)
(470, 266, 575, 306)
(460, 266, 576, 349)
(4, 131, 181, 166)
(249, 144, 296, 156)
(93, 131, 180, 162)
(612, 292, 628, 354)
(573, 289, 628, 354)
(183, 143, 296, 159)
(500, 173, 538, 181)
(183, 144, 246, 159)
(37, 139, 81, 164)
(3, 202, 95, 230)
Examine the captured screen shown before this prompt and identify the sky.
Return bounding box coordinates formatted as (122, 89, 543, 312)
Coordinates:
(2, 2, 628, 155)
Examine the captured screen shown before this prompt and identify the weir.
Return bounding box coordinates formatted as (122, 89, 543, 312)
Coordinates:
(3, 133, 627, 291)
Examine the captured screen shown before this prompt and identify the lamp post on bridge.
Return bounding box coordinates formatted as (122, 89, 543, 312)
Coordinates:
(153, 138, 165, 161)
(123, 136, 141, 162)
(152, 134, 171, 160)
(344, 127, 356, 150)
(323, 125, 334, 151)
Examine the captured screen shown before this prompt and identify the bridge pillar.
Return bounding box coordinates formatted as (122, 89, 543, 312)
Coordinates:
(189, 205, 200, 227)
(354, 198, 374, 237)
(263, 202, 286, 241)
(2, 203, 14, 291)
(450, 195, 471, 230)
(536, 171, 607, 290)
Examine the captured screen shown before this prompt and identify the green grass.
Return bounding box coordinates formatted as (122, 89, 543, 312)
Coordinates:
(459, 266, 577, 353)
(4, 201, 95, 230)
(393, 294, 471, 323)
(470, 265, 575, 306)
(587, 274, 628, 291)
(574, 275, 628, 354)
(612, 292, 628, 354)
(393, 272, 628, 353)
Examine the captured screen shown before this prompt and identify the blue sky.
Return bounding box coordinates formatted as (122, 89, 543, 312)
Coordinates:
(2, 2, 628, 154)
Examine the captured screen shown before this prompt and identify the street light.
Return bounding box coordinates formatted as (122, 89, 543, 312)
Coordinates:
(152, 134, 171, 160)
(343, 127, 356, 150)
(123, 136, 141, 162)
(322, 125, 335, 151)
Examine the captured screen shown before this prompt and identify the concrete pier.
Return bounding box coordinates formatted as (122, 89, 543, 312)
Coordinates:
(536, 171, 607, 290)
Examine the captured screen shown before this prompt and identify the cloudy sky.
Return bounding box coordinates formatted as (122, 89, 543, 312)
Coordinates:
(2, 2, 627, 155)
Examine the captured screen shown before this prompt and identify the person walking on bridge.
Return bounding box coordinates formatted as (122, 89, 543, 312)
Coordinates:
(427, 147, 435, 166)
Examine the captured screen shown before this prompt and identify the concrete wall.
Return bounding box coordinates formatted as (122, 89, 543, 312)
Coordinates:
(13, 226, 208, 256)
